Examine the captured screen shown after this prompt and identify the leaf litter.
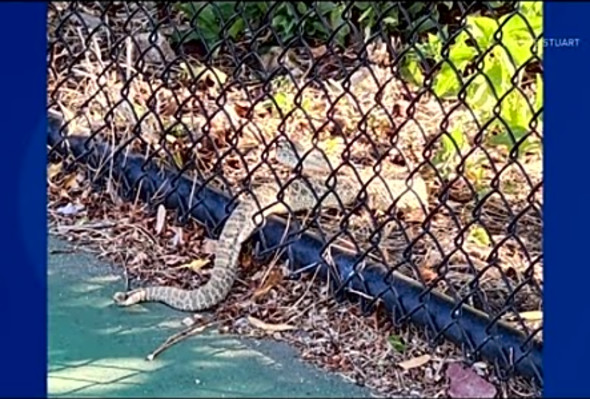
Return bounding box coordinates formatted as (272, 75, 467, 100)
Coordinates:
(48, 166, 540, 398)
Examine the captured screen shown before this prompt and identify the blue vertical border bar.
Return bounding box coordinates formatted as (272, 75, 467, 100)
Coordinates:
(544, 2, 590, 398)
(0, 2, 48, 397)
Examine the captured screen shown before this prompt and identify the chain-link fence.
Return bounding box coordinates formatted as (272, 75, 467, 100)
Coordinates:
(47, 1, 543, 391)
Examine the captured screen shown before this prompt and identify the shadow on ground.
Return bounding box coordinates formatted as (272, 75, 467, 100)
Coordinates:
(48, 236, 373, 398)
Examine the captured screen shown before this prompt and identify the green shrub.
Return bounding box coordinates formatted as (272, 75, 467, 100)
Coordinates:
(402, 1, 543, 158)
(172, 2, 453, 50)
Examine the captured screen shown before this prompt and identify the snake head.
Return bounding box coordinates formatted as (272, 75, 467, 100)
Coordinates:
(113, 291, 129, 304)
(275, 137, 301, 168)
(113, 289, 146, 307)
(275, 137, 334, 173)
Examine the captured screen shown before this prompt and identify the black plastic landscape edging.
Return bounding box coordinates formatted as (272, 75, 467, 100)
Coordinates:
(47, 114, 542, 384)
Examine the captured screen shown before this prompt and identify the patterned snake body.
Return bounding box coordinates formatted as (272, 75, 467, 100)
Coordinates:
(113, 139, 428, 311)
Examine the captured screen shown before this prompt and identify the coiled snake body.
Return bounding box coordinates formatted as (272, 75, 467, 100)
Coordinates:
(113, 139, 428, 311)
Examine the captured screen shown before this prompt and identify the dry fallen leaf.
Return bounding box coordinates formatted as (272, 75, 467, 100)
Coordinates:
(519, 311, 543, 321)
(63, 173, 80, 190)
(446, 362, 497, 398)
(175, 258, 210, 271)
(247, 316, 296, 332)
(171, 227, 184, 247)
(181, 62, 227, 87)
(419, 267, 438, 284)
(310, 44, 327, 58)
(165, 134, 177, 144)
(397, 354, 432, 370)
(48, 163, 63, 180)
(56, 203, 85, 216)
(155, 204, 166, 235)
(253, 268, 283, 299)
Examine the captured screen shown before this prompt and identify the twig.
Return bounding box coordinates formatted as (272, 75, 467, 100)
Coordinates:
(54, 221, 116, 231)
(146, 317, 223, 361)
(49, 249, 77, 255)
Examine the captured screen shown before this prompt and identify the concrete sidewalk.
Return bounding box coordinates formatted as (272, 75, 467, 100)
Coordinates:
(48, 236, 373, 398)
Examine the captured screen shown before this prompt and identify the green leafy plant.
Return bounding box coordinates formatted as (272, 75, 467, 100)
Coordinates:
(431, 126, 468, 178)
(388, 334, 407, 352)
(173, 2, 243, 49)
(353, 2, 400, 35)
(260, 76, 313, 116)
(467, 225, 492, 247)
(403, 2, 543, 158)
(400, 32, 443, 86)
(174, 2, 352, 49)
(173, 2, 457, 51)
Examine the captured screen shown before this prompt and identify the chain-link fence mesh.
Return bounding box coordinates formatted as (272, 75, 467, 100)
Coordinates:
(47, 1, 543, 391)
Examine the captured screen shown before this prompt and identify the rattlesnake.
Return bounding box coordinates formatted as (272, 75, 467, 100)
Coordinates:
(113, 138, 428, 311)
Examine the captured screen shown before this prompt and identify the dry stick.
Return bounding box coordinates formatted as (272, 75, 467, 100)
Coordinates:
(54, 221, 117, 231)
(285, 263, 323, 324)
(48, 248, 77, 255)
(51, 225, 114, 241)
(259, 206, 295, 282)
(146, 317, 226, 361)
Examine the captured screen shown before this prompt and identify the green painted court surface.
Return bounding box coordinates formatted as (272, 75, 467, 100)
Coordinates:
(48, 236, 373, 398)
